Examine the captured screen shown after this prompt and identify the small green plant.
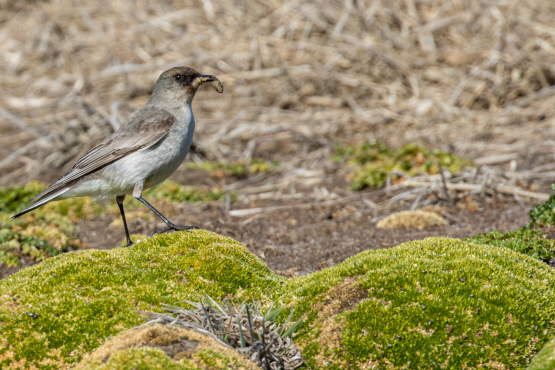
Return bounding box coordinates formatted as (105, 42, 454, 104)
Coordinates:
(0, 227, 63, 267)
(529, 184, 555, 227)
(0, 181, 45, 213)
(333, 141, 472, 190)
(118, 181, 234, 212)
(331, 141, 392, 163)
(465, 228, 555, 262)
(0, 182, 94, 267)
(145, 181, 232, 203)
(186, 158, 278, 177)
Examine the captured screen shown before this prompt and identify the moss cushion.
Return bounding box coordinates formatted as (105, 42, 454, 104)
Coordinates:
(0, 232, 554, 369)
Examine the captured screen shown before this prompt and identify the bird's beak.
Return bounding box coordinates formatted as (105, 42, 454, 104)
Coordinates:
(191, 75, 224, 93)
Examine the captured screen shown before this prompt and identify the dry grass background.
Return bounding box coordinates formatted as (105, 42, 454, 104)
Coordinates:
(2, 0, 555, 190)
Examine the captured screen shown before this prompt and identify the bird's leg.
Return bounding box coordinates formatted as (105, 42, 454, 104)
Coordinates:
(116, 195, 134, 247)
(133, 182, 199, 237)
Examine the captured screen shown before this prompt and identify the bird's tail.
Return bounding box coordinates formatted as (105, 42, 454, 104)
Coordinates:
(11, 188, 69, 220)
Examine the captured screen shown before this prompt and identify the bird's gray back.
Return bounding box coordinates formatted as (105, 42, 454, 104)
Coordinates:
(99, 104, 195, 192)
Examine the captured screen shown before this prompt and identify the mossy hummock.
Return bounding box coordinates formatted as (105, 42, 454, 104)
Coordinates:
(1, 233, 554, 369)
(284, 238, 555, 369)
(529, 336, 555, 370)
(0, 231, 279, 369)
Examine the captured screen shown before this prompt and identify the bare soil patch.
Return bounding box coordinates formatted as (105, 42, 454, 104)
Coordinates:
(74, 168, 533, 276)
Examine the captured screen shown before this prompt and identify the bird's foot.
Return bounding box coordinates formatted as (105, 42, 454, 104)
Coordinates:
(149, 224, 199, 237)
(123, 240, 134, 248)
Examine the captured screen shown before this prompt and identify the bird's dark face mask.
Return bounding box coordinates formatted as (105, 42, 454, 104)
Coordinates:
(171, 70, 223, 95)
(152, 67, 223, 106)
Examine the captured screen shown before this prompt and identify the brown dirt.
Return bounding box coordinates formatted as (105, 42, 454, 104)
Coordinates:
(0, 163, 536, 281)
(81, 168, 532, 276)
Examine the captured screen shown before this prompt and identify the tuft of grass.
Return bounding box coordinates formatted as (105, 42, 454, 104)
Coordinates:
(466, 228, 555, 262)
(333, 141, 472, 190)
(144, 298, 303, 369)
(186, 158, 278, 177)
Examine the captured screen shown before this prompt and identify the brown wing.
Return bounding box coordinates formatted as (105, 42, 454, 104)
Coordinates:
(30, 105, 177, 203)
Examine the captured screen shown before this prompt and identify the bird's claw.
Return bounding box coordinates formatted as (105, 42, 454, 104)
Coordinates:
(149, 224, 199, 237)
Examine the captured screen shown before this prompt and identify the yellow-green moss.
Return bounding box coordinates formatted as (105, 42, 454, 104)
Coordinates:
(0, 202, 87, 268)
(466, 228, 555, 262)
(333, 141, 472, 190)
(2, 235, 554, 369)
(529, 336, 555, 370)
(138, 180, 230, 204)
(79, 348, 199, 370)
(0, 181, 104, 267)
(282, 238, 555, 369)
(0, 230, 280, 369)
(185, 158, 278, 177)
(0, 181, 45, 214)
(108, 181, 234, 214)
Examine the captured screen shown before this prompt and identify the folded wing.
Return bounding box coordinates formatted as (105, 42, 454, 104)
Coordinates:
(12, 106, 176, 219)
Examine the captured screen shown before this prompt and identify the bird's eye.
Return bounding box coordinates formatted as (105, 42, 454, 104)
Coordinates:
(174, 74, 182, 81)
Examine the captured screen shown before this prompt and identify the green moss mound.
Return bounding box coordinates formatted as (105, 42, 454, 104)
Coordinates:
(1, 235, 554, 369)
(529, 336, 555, 370)
(283, 238, 555, 369)
(0, 230, 279, 369)
(332, 141, 472, 190)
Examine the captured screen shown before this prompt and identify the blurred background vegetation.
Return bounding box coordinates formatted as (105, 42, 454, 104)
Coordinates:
(3, 0, 555, 275)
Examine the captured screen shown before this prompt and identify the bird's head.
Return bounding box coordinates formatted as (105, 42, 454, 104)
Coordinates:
(150, 66, 223, 107)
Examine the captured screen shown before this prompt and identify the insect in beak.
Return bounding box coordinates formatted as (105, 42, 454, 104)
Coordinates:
(192, 75, 224, 93)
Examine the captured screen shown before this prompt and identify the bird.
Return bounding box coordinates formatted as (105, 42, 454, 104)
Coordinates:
(11, 66, 224, 247)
